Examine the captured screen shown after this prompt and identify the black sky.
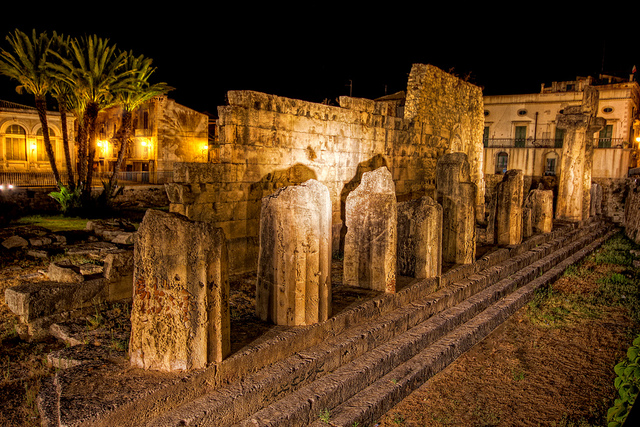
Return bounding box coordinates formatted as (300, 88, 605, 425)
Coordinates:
(1, 6, 638, 116)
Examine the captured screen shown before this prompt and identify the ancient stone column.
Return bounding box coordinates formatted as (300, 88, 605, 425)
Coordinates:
(495, 169, 524, 246)
(436, 152, 477, 264)
(524, 185, 554, 234)
(129, 209, 229, 372)
(344, 166, 397, 293)
(590, 182, 603, 216)
(397, 196, 442, 279)
(556, 86, 605, 221)
(256, 179, 332, 326)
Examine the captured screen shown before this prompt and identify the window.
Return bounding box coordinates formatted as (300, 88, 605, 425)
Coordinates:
(545, 155, 558, 176)
(483, 126, 490, 147)
(36, 128, 56, 161)
(598, 124, 613, 147)
(554, 128, 565, 148)
(4, 124, 27, 161)
(515, 126, 527, 147)
(496, 152, 508, 174)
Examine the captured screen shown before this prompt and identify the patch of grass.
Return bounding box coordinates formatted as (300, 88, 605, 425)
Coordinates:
(15, 214, 89, 232)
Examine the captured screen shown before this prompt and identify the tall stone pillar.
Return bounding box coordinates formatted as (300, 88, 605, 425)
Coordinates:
(256, 179, 332, 326)
(436, 152, 477, 264)
(129, 209, 229, 372)
(344, 167, 397, 293)
(495, 169, 524, 246)
(556, 86, 605, 221)
(397, 196, 442, 279)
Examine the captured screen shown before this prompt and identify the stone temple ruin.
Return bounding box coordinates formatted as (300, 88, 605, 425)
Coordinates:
(2, 63, 629, 426)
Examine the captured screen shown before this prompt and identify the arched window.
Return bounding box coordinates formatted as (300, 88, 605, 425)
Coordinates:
(4, 124, 27, 161)
(496, 152, 508, 174)
(36, 128, 56, 161)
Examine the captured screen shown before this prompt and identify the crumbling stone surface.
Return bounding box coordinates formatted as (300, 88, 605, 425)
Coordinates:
(556, 86, 606, 221)
(344, 167, 397, 292)
(436, 152, 477, 264)
(525, 186, 554, 234)
(397, 196, 442, 279)
(591, 182, 603, 216)
(256, 179, 332, 326)
(495, 169, 524, 246)
(129, 209, 230, 372)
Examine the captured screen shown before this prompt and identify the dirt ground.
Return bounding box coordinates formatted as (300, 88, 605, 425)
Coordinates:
(1, 224, 639, 427)
(377, 239, 640, 427)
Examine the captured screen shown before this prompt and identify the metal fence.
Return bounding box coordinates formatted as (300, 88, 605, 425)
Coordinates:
(484, 137, 627, 148)
(0, 170, 174, 188)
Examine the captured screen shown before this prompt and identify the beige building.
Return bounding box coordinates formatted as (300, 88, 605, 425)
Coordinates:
(0, 96, 209, 186)
(483, 75, 640, 185)
(0, 99, 75, 184)
(95, 95, 210, 184)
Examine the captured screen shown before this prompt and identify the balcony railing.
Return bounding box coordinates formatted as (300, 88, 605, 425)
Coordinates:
(0, 170, 174, 188)
(484, 137, 627, 148)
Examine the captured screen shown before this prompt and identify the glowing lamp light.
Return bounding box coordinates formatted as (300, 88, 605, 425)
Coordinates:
(202, 144, 209, 150)
(31, 142, 37, 150)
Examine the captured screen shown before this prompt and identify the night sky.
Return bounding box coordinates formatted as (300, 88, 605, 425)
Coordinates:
(1, 6, 638, 116)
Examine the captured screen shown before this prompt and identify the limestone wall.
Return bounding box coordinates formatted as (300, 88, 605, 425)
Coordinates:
(167, 64, 485, 273)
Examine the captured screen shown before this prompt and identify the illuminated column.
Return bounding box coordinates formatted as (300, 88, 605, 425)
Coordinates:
(256, 179, 332, 326)
(556, 86, 605, 221)
(436, 152, 477, 264)
(495, 169, 524, 246)
(129, 209, 229, 371)
(397, 196, 442, 279)
(343, 167, 397, 293)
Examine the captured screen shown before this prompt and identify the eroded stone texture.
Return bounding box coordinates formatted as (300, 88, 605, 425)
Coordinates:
(495, 169, 524, 246)
(436, 152, 477, 264)
(256, 179, 332, 326)
(129, 209, 229, 372)
(525, 186, 554, 234)
(344, 167, 397, 292)
(556, 86, 606, 221)
(590, 182, 603, 216)
(397, 196, 442, 279)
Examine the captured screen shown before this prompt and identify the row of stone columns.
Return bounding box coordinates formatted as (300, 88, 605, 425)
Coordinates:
(126, 152, 530, 372)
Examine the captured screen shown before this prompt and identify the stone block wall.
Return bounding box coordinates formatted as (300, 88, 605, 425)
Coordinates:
(167, 64, 485, 273)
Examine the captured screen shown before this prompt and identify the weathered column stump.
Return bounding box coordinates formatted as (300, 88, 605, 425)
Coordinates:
(397, 196, 442, 279)
(436, 152, 477, 264)
(256, 179, 332, 326)
(495, 169, 524, 246)
(344, 166, 397, 293)
(129, 209, 230, 372)
(525, 185, 554, 234)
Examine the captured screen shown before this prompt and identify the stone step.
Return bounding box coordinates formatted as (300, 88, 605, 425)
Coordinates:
(308, 226, 616, 427)
(144, 220, 612, 426)
(37, 219, 607, 427)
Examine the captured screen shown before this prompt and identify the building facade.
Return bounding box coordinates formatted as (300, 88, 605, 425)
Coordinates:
(0, 96, 209, 186)
(0, 100, 76, 185)
(482, 75, 640, 221)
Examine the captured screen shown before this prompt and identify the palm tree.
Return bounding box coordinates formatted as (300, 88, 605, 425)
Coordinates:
(50, 34, 134, 196)
(48, 33, 76, 188)
(0, 29, 62, 186)
(107, 52, 170, 196)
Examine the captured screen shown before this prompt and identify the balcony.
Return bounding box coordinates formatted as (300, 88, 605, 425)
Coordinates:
(484, 138, 627, 148)
(0, 170, 174, 188)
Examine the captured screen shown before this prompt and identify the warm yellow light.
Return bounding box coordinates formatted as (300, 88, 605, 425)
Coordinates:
(30, 142, 37, 150)
(636, 136, 640, 143)
(202, 145, 209, 150)
(97, 141, 103, 147)
(141, 140, 148, 147)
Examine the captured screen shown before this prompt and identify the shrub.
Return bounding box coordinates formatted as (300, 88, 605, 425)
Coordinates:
(608, 334, 640, 427)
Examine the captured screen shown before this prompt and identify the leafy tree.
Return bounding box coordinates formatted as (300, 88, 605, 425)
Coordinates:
(107, 52, 170, 196)
(0, 29, 62, 186)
